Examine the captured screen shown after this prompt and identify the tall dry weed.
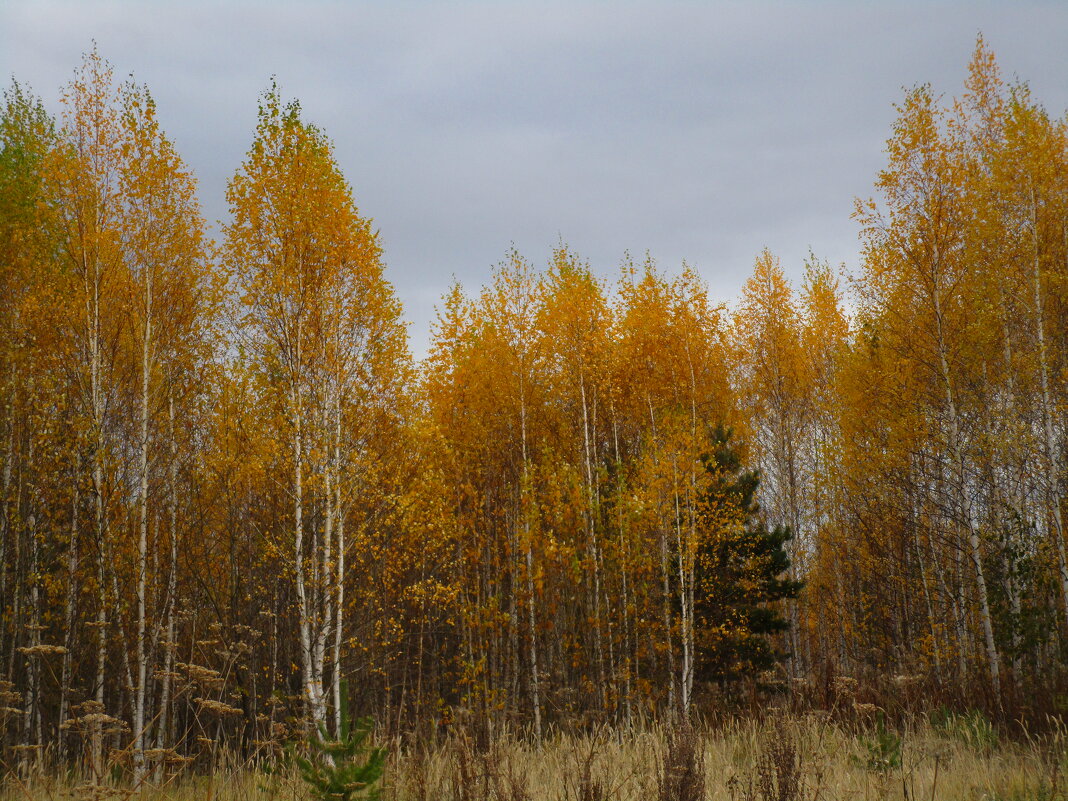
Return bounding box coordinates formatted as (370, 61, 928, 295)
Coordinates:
(3, 714, 1063, 801)
(658, 724, 705, 801)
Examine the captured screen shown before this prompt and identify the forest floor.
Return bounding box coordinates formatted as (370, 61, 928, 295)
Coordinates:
(3, 713, 1065, 801)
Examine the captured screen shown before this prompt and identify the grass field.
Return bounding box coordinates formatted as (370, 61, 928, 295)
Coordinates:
(4, 712, 1066, 801)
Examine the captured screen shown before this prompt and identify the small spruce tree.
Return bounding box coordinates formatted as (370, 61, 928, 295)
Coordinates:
(296, 683, 386, 801)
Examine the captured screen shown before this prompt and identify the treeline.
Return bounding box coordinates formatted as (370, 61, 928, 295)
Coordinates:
(1, 38, 1068, 774)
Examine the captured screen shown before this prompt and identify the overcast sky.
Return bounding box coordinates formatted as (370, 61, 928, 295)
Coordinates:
(2, 1, 1067, 356)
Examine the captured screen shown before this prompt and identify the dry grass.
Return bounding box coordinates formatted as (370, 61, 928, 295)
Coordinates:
(2, 714, 1065, 801)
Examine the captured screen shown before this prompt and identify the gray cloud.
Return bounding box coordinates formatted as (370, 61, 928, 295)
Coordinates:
(3, 1, 1067, 356)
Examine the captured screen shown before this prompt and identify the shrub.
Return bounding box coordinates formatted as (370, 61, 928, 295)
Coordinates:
(658, 725, 706, 801)
(857, 714, 901, 774)
(296, 712, 386, 801)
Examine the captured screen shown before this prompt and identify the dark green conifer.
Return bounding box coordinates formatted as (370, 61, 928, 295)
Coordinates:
(693, 426, 803, 685)
(296, 682, 386, 801)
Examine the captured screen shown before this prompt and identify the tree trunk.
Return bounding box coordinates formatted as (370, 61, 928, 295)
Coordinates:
(157, 392, 178, 756)
(520, 386, 541, 741)
(1032, 201, 1068, 631)
(331, 380, 345, 736)
(133, 267, 152, 781)
(579, 376, 606, 710)
(89, 255, 108, 783)
(932, 264, 1000, 694)
(59, 472, 80, 760)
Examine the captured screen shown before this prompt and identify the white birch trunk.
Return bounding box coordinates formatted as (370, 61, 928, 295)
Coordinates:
(612, 412, 634, 728)
(88, 253, 108, 782)
(157, 392, 178, 755)
(579, 377, 606, 707)
(133, 266, 152, 781)
(331, 393, 345, 736)
(293, 313, 325, 728)
(672, 470, 693, 716)
(932, 268, 1000, 693)
(25, 507, 42, 752)
(317, 403, 334, 730)
(60, 475, 79, 759)
(0, 385, 12, 664)
(520, 386, 541, 741)
(647, 397, 677, 714)
(1031, 197, 1068, 630)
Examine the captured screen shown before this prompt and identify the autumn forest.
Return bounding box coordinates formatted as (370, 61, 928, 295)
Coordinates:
(3, 37, 1068, 796)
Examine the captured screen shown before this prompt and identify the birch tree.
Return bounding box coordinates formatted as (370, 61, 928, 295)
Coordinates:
(225, 85, 404, 730)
